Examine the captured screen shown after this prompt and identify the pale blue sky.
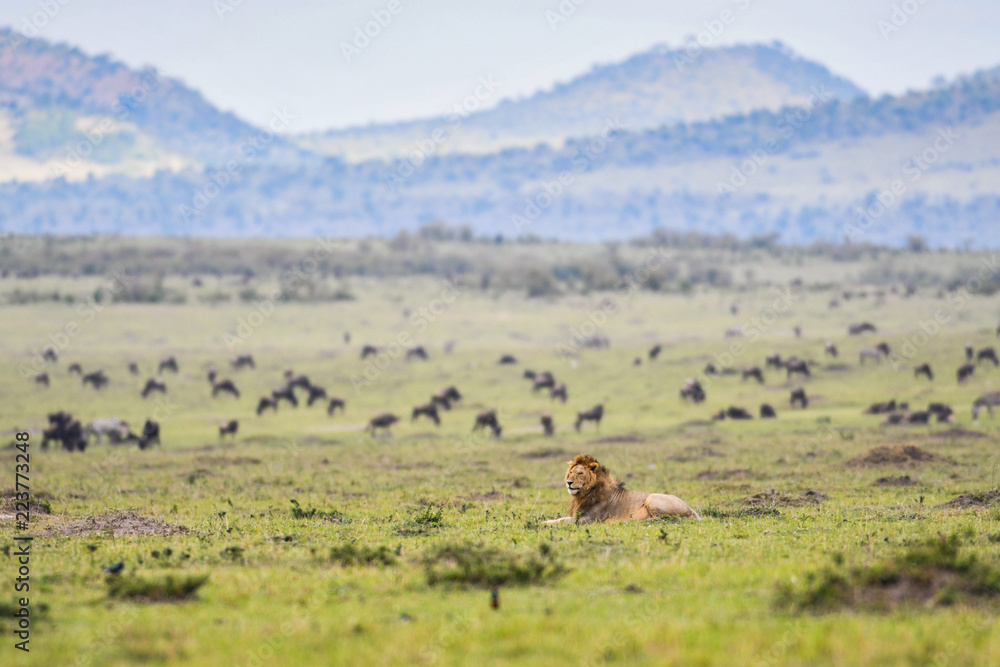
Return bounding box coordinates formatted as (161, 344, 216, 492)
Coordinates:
(2, 0, 998, 131)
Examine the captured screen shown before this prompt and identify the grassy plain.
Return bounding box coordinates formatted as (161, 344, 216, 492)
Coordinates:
(2, 247, 1000, 666)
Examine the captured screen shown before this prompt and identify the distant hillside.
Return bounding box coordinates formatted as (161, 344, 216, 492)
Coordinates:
(0, 28, 304, 181)
(296, 43, 865, 162)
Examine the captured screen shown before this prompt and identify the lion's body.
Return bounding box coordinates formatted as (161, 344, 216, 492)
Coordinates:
(544, 454, 700, 525)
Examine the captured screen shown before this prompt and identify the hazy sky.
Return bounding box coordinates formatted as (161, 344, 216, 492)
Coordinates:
(2, 0, 999, 132)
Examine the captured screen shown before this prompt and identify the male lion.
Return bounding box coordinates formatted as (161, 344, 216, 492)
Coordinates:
(543, 454, 700, 525)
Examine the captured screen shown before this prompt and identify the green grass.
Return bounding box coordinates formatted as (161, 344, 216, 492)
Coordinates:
(1, 258, 1000, 665)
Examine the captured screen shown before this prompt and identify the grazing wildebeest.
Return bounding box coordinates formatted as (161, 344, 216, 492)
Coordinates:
(957, 363, 976, 383)
(785, 359, 810, 379)
(581, 335, 610, 349)
(473, 410, 502, 437)
(256, 396, 278, 416)
(541, 412, 554, 436)
(848, 322, 877, 335)
(368, 413, 400, 435)
(158, 356, 178, 373)
(881, 413, 906, 426)
(361, 345, 380, 359)
(62, 419, 86, 452)
(141, 377, 167, 398)
(824, 342, 838, 358)
(42, 412, 86, 451)
(632, 358, 642, 366)
(412, 403, 441, 426)
(859, 347, 883, 364)
(789, 387, 808, 408)
(703, 363, 718, 375)
(272, 386, 298, 407)
(760, 404, 777, 418)
(138, 419, 160, 449)
(575, 405, 604, 432)
(742, 367, 764, 384)
(35, 372, 49, 387)
(972, 391, 1000, 419)
(523, 369, 537, 380)
(82, 369, 109, 389)
(864, 400, 897, 414)
(327, 398, 346, 416)
(207, 367, 218, 384)
(212, 379, 240, 398)
(68, 362, 82, 375)
(306, 385, 328, 406)
(905, 411, 931, 425)
(725, 406, 753, 420)
(876, 341, 891, 357)
(794, 326, 802, 339)
(284, 371, 312, 391)
(765, 354, 782, 369)
(550, 383, 568, 403)
(725, 327, 743, 339)
(649, 345, 662, 360)
(914, 363, 933, 380)
(532, 372, 556, 393)
(711, 409, 726, 421)
(406, 346, 429, 361)
(928, 403, 954, 423)
(498, 354, 518, 365)
(977, 347, 999, 366)
(219, 420, 239, 438)
(231, 354, 255, 370)
(431, 386, 462, 410)
(966, 343, 975, 362)
(127, 361, 139, 376)
(680, 378, 706, 403)
(42, 347, 58, 362)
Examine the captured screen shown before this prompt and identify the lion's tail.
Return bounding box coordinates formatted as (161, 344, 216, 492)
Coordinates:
(691, 508, 702, 521)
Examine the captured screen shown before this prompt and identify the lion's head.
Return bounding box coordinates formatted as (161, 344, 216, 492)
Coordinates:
(564, 454, 610, 496)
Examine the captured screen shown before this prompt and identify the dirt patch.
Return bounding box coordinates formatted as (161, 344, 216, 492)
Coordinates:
(1, 488, 54, 516)
(743, 488, 827, 508)
(591, 433, 644, 444)
(520, 448, 567, 460)
(938, 489, 1000, 509)
(695, 468, 749, 481)
(41, 511, 188, 537)
(928, 428, 988, 440)
(669, 446, 724, 462)
(195, 456, 262, 465)
(465, 490, 510, 502)
(874, 475, 919, 487)
(848, 444, 939, 467)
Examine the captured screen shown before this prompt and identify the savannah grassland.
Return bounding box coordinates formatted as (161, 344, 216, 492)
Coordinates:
(2, 238, 1000, 666)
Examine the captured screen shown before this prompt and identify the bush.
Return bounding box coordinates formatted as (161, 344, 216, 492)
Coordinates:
(423, 542, 567, 588)
(107, 574, 209, 602)
(329, 543, 399, 567)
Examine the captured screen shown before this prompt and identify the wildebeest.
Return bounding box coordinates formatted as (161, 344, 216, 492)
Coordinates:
(473, 410, 502, 437)
(550, 383, 568, 403)
(306, 385, 328, 406)
(966, 343, 975, 362)
(575, 405, 604, 432)
(42, 412, 86, 451)
(283, 371, 312, 391)
(256, 396, 278, 416)
(158, 356, 179, 373)
(742, 367, 764, 384)
(361, 345, 381, 359)
(848, 322, 877, 335)
(231, 354, 255, 370)
(765, 354, 782, 369)
(212, 379, 240, 398)
(523, 369, 537, 380)
(957, 363, 976, 383)
(703, 363, 718, 375)
(532, 372, 556, 393)
(581, 335, 610, 349)
(272, 386, 298, 407)
(219, 420, 239, 438)
(127, 361, 139, 376)
(880, 413, 905, 426)
(905, 411, 931, 425)
(859, 347, 883, 364)
(977, 347, 999, 366)
(498, 354, 518, 365)
(368, 413, 400, 435)
(794, 326, 802, 339)
(914, 363, 934, 380)
(680, 378, 706, 403)
(876, 341, 891, 357)
(711, 409, 726, 421)
(824, 342, 838, 358)
(864, 399, 898, 414)
(928, 403, 954, 423)
(541, 412, 554, 436)
(649, 345, 662, 360)
(412, 403, 441, 426)
(138, 419, 160, 449)
(790, 387, 808, 408)
(327, 398, 346, 416)
(141, 377, 167, 398)
(972, 391, 1000, 419)
(406, 346, 429, 361)
(725, 406, 753, 420)
(82, 369, 109, 389)
(760, 404, 777, 418)
(35, 372, 49, 387)
(68, 362, 82, 375)
(785, 359, 810, 379)
(42, 347, 58, 362)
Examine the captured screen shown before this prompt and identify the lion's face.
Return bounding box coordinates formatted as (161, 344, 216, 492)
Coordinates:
(565, 463, 595, 495)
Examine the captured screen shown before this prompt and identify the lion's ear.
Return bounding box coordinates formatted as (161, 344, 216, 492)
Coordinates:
(588, 462, 600, 471)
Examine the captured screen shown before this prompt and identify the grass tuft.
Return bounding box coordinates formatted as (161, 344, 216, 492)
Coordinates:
(329, 543, 399, 567)
(423, 542, 568, 588)
(106, 574, 209, 602)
